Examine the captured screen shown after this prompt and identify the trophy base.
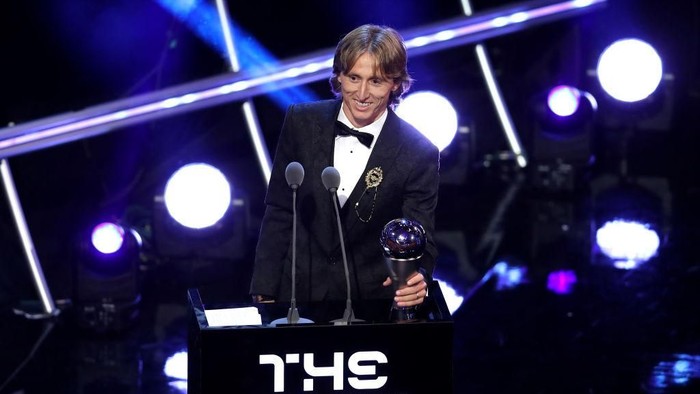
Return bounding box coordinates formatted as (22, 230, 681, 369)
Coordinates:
(390, 306, 419, 323)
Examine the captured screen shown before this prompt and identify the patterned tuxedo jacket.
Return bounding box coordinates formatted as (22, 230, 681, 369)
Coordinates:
(250, 99, 440, 302)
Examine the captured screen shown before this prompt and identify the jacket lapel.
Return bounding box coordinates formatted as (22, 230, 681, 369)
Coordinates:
(311, 101, 343, 256)
(342, 109, 405, 235)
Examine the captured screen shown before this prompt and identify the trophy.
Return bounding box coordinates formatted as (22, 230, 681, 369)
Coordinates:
(380, 218, 426, 323)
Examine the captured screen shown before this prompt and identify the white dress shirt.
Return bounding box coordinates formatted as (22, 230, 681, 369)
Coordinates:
(334, 105, 387, 207)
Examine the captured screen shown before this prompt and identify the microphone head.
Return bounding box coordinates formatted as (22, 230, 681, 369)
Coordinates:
(285, 162, 304, 189)
(321, 166, 341, 192)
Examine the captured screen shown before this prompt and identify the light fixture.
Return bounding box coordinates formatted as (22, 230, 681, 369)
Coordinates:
(596, 38, 663, 103)
(595, 219, 660, 269)
(529, 84, 598, 192)
(163, 162, 232, 230)
(153, 162, 250, 262)
(395, 90, 458, 151)
(74, 220, 143, 332)
(591, 178, 668, 269)
(539, 84, 598, 136)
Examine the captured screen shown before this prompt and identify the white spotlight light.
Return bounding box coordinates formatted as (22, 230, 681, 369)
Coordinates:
(547, 85, 581, 117)
(91, 222, 125, 255)
(396, 91, 458, 151)
(164, 163, 232, 230)
(596, 219, 660, 268)
(596, 38, 663, 103)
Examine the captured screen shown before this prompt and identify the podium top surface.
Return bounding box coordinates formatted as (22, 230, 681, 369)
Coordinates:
(187, 280, 452, 330)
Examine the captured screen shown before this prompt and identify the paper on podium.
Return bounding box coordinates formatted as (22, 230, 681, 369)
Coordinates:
(205, 306, 262, 327)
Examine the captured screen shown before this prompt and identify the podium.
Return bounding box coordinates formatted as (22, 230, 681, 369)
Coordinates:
(187, 280, 453, 393)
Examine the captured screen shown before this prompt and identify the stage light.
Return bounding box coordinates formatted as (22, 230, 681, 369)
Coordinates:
(155, 0, 318, 110)
(395, 90, 458, 151)
(548, 85, 581, 117)
(154, 163, 250, 262)
(83, 221, 142, 277)
(75, 221, 143, 332)
(164, 349, 188, 392)
(596, 38, 663, 103)
(592, 177, 668, 269)
(595, 220, 660, 269)
(541, 85, 598, 131)
(91, 222, 126, 255)
(547, 269, 577, 295)
(530, 85, 598, 192)
(647, 354, 700, 391)
(164, 162, 232, 229)
(492, 261, 528, 291)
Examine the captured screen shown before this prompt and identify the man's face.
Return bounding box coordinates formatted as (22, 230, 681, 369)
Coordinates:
(338, 52, 398, 128)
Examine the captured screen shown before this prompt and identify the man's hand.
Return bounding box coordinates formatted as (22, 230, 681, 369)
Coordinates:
(382, 271, 428, 307)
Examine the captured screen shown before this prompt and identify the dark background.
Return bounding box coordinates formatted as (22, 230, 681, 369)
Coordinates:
(1, 0, 699, 312)
(2, 1, 700, 393)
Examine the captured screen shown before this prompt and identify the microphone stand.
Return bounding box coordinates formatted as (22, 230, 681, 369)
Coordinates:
(287, 187, 301, 323)
(329, 191, 362, 325)
(270, 175, 312, 326)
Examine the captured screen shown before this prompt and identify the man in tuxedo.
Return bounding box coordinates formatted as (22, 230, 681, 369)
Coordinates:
(250, 24, 440, 309)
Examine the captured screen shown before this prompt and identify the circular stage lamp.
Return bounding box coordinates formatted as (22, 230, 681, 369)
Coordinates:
(537, 84, 597, 136)
(396, 90, 458, 151)
(163, 162, 232, 230)
(91, 222, 126, 255)
(547, 85, 581, 117)
(596, 38, 663, 103)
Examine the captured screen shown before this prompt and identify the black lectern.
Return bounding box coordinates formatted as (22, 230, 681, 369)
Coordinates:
(188, 281, 453, 393)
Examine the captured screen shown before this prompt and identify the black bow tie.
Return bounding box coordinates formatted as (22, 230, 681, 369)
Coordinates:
(335, 121, 374, 148)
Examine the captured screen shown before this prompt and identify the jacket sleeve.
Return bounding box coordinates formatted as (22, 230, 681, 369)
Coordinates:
(401, 135, 440, 278)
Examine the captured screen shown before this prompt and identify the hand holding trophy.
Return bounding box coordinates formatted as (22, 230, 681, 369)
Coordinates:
(380, 218, 426, 323)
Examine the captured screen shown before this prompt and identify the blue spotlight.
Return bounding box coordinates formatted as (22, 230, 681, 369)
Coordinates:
(492, 260, 528, 291)
(647, 354, 700, 391)
(530, 84, 597, 182)
(0, 0, 608, 159)
(542, 85, 598, 127)
(77, 220, 142, 332)
(395, 91, 458, 151)
(85, 221, 142, 276)
(154, 0, 318, 109)
(596, 38, 663, 103)
(163, 162, 232, 230)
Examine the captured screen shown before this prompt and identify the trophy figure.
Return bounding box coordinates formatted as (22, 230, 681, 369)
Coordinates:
(380, 218, 426, 323)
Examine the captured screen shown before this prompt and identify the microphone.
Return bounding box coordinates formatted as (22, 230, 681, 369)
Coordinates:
(285, 161, 304, 190)
(322, 166, 362, 325)
(270, 162, 313, 326)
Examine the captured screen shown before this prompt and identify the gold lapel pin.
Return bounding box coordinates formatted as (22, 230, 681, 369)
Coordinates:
(355, 167, 382, 223)
(365, 167, 383, 188)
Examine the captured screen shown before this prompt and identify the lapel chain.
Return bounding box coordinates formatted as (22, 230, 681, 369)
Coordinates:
(354, 167, 383, 223)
